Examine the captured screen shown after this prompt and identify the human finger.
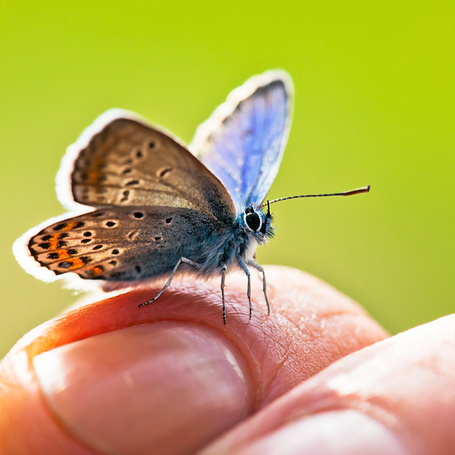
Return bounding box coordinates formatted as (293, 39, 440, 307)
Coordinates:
(0, 267, 386, 454)
(201, 314, 455, 455)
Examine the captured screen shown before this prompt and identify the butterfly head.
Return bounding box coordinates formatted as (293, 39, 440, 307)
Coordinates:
(242, 201, 274, 242)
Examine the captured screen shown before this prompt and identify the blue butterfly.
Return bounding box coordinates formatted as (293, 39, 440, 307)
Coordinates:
(14, 70, 368, 323)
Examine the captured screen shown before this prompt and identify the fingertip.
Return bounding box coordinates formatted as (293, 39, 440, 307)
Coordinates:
(33, 323, 253, 455)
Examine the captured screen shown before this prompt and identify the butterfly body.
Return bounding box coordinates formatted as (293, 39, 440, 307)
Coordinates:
(14, 71, 293, 321)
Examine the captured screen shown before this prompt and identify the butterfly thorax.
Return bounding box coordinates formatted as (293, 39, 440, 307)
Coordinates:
(188, 205, 272, 274)
(234, 205, 274, 262)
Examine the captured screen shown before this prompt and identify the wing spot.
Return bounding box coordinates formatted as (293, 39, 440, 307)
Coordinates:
(58, 261, 72, 269)
(157, 168, 172, 178)
(57, 241, 67, 248)
(148, 141, 156, 149)
(93, 244, 103, 250)
(67, 249, 78, 255)
(121, 190, 130, 202)
(39, 242, 51, 250)
(41, 235, 52, 241)
(135, 265, 142, 273)
(165, 217, 172, 224)
(53, 223, 67, 231)
(105, 221, 118, 228)
(92, 212, 105, 218)
(133, 211, 144, 219)
(109, 260, 117, 266)
(136, 150, 144, 159)
(154, 236, 161, 241)
(111, 249, 120, 255)
(81, 238, 92, 244)
(126, 179, 140, 186)
(127, 231, 139, 241)
(47, 252, 59, 259)
(122, 168, 132, 175)
(83, 231, 93, 237)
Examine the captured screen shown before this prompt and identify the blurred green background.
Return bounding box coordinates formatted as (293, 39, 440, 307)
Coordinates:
(1, 1, 454, 357)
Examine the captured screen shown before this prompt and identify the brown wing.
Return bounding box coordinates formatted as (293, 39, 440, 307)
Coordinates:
(26, 206, 224, 286)
(59, 112, 236, 224)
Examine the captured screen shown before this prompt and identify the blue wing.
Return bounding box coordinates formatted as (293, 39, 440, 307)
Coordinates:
(190, 70, 293, 212)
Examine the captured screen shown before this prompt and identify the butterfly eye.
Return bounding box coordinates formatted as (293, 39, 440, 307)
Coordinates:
(244, 211, 262, 232)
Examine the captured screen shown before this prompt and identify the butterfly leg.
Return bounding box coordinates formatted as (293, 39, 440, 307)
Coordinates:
(138, 257, 199, 308)
(247, 260, 270, 315)
(238, 257, 252, 320)
(220, 264, 227, 324)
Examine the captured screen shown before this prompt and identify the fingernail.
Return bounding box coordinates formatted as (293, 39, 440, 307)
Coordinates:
(33, 322, 252, 455)
(236, 410, 407, 455)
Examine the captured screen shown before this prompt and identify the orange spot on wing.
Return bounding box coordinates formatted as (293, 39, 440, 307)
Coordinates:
(85, 149, 107, 185)
(88, 171, 99, 184)
(49, 234, 61, 250)
(55, 250, 70, 259)
(63, 221, 80, 231)
(87, 266, 104, 276)
(51, 251, 86, 270)
(69, 257, 87, 269)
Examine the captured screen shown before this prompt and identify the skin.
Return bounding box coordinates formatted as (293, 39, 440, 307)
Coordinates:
(1, 266, 454, 455)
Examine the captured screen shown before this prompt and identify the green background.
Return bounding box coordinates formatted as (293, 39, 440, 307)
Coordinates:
(1, 1, 454, 357)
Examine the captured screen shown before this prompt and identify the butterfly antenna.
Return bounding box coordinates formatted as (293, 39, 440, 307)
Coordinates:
(262, 185, 370, 207)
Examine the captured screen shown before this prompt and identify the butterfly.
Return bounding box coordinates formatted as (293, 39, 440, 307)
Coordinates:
(14, 70, 369, 323)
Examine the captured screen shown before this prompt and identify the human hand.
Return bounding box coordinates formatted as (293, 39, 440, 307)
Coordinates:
(1, 267, 453, 454)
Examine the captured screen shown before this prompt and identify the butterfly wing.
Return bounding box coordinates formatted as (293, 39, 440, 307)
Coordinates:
(190, 70, 293, 211)
(57, 109, 235, 223)
(22, 206, 224, 289)
(14, 110, 237, 288)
